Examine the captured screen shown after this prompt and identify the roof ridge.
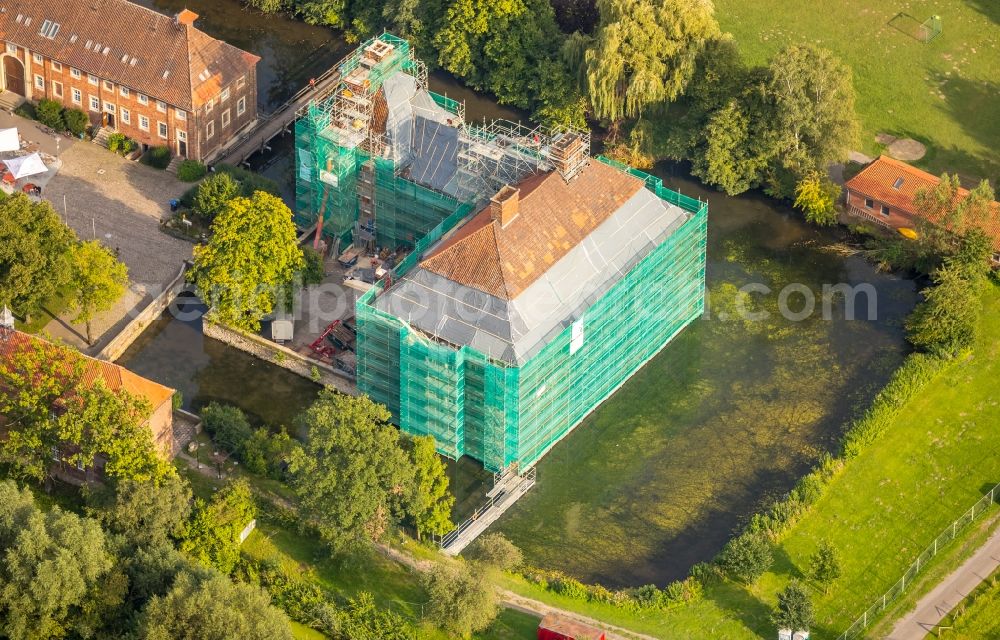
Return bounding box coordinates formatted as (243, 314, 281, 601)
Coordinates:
(485, 222, 512, 299)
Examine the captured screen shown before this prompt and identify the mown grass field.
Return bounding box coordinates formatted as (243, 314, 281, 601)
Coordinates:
(940, 566, 1000, 638)
(714, 0, 1000, 180)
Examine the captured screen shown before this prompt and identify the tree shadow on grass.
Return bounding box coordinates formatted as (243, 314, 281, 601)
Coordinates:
(708, 580, 774, 637)
(933, 74, 1000, 181)
(965, 0, 1000, 24)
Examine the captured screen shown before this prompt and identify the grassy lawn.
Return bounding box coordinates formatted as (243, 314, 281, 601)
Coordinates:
(714, 0, 1000, 180)
(14, 284, 74, 335)
(939, 566, 1000, 638)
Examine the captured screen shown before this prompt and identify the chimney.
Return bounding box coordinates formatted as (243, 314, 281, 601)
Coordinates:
(490, 186, 519, 228)
(175, 8, 198, 26)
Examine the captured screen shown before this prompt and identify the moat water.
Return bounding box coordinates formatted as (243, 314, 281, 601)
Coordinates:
(120, 3, 920, 587)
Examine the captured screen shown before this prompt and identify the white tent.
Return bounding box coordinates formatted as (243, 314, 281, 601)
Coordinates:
(0, 128, 18, 153)
(2, 153, 46, 180)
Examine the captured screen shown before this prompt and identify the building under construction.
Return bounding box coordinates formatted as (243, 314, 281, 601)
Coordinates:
(295, 34, 708, 473)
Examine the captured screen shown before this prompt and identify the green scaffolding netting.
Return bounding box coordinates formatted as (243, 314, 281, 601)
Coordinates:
(356, 160, 708, 472)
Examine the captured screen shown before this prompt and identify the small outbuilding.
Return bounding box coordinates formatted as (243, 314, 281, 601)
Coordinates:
(537, 614, 605, 640)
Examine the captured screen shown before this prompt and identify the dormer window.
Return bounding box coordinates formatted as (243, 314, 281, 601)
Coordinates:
(892, 177, 904, 189)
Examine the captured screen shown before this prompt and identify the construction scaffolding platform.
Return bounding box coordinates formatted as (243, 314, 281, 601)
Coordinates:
(437, 466, 537, 555)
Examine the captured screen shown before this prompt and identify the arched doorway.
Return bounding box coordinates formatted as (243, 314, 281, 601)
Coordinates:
(2, 56, 25, 96)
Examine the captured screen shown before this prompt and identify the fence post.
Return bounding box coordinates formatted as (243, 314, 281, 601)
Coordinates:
(934, 539, 937, 555)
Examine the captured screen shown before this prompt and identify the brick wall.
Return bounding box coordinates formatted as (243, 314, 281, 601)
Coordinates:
(1, 40, 257, 162)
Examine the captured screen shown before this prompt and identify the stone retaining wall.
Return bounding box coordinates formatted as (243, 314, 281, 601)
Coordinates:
(98, 263, 189, 362)
(202, 319, 357, 395)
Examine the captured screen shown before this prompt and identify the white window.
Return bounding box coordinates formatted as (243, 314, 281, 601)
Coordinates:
(139, 115, 149, 131)
(570, 319, 584, 355)
(34, 74, 44, 90)
(119, 85, 129, 98)
(121, 108, 130, 124)
(70, 67, 81, 79)
(32, 52, 43, 64)
(89, 95, 99, 112)
(864, 198, 874, 209)
(221, 87, 230, 102)
(221, 109, 230, 128)
(72, 88, 81, 104)
(103, 79, 114, 91)
(5, 44, 15, 55)
(236, 96, 246, 116)
(88, 73, 98, 86)
(205, 121, 215, 140)
(158, 121, 167, 138)
(76, 458, 85, 471)
(204, 99, 213, 114)
(50, 60, 62, 72)
(137, 94, 148, 105)
(103, 101, 116, 113)
(52, 81, 63, 97)
(156, 100, 166, 113)
(178, 129, 186, 141)
(175, 109, 186, 121)
(236, 74, 246, 90)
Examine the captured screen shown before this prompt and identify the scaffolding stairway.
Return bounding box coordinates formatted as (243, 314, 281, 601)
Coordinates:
(437, 466, 537, 556)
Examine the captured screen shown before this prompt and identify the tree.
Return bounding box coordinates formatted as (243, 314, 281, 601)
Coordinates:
(808, 539, 841, 594)
(89, 475, 193, 548)
(180, 479, 256, 574)
(243, 0, 287, 12)
(467, 532, 523, 572)
(914, 175, 997, 254)
(201, 402, 254, 454)
(771, 580, 813, 634)
(193, 172, 240, 221)
(36, 98, 65, 130)
(423, 564, 499, 637)
(718, 532, 773, 584)
(68, 240, 129, 344)
(691, 98, 766, 195)
(0, 193, 76, 319)
(405, 435, 454, 540)
(140, 570, 293, 640)
(572, 0, 719, 131)
(289, 391, 415, 551)
(63, 109, 89, 137)
(0, 481, 120, 640)
(56, 378, 169, 483)
(189, 191, 304, 332)
(764, 44, 859, 190)
(906, 262, 981, 356)
(0, 337, 85, 481)
(794, 170, 840, 226)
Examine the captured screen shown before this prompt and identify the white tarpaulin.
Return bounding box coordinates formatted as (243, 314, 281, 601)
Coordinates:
(2, 152, 46, 179)
(0, 128, 18, 153)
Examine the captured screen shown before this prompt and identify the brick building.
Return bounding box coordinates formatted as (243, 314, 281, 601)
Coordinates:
(0, 0, 259, 161)
(844, 155, 1000, 264)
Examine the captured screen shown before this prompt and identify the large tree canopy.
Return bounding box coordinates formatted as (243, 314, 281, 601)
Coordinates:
(571, 0, 719, 125)
(0, 481, 119, 640)
(0, 193, 76, 318)
(68, 240, 129, 345)
(289, 392, 415, 550)
(190, 191, 304, 332)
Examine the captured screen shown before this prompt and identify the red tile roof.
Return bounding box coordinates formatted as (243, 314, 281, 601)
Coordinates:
(421, 161, 644, 299)
(845, 156, 1000, 249)
(0, 0, 259, 110)
(0, 330, 174, 410)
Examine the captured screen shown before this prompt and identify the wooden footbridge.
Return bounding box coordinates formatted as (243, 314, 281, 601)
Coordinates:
(208, 64, 342, 168)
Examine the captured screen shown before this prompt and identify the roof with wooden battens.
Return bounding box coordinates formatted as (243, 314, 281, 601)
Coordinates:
(0, 0, 259, 111)
(845, 155, 1000, 249)
(420, 161, 645, 300)
(0, 330, 174, 410)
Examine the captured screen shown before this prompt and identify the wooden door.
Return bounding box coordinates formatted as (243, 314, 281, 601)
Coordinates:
(3, 56, 25, 96)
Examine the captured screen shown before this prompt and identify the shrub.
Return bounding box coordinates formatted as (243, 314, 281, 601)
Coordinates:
(906, 263, 980, 357)
(36, 98, 65, 130)
(142, 145, 172, 169)
(422, 564, 499, 638)
(63, 108, 89, 136)
(180, 478, 256, 574)
(718, 532, 773, 584)
(177, 159, 208, 182)
(201, 402, 253, 454)
(193, 172, 240, 221)
(240, 427, 298, 479)
(107, 132, 128, 154)
(301, 247, 325, 286)
(14, 102, 36, 120)
(467, 532, 523, 572)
